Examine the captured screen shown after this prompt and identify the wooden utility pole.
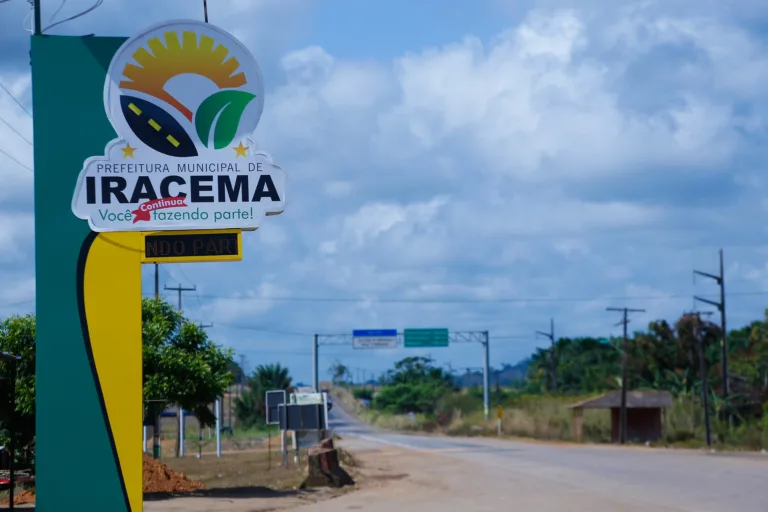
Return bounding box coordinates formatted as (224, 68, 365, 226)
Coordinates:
(154, 263, 159, 298)
(694, 249, 728, 418)
(535, 318, 557, 391)
(164, 283, 196, 312)
(606, 307, 645, 444)
(684, 311, 713, 446)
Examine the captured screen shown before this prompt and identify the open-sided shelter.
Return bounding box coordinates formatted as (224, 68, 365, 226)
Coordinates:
(569, 390, 673, 443)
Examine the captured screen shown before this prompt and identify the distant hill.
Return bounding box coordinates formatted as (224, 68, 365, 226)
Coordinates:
(454, 358, 530, 388)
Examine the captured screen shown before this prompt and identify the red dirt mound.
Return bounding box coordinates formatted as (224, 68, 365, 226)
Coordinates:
(143, 454, 205, 493)
(1, 489, 35, 505)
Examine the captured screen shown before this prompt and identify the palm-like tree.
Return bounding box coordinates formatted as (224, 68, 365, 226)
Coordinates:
(234, 363, 293, 428)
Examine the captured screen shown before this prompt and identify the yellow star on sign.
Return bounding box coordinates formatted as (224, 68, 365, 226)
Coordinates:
(121, 143, 136, 159)
(232, 141, 248, 158)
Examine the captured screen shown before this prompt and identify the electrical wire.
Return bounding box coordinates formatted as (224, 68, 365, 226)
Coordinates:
(0, 81, 32, 118)
(48, 0, 68, 26)
(0, 146, 32, 172)
(42, 0, 102, 33)
(0, 115, 32, 145)
(176, 265, 213, 325)
(143, 290, 768, 305)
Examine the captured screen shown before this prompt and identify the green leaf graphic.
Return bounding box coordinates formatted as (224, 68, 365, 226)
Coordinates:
(195, 90, 257, 149)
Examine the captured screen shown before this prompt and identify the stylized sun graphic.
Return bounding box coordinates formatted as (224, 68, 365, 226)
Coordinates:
(119, 31, 247, 121)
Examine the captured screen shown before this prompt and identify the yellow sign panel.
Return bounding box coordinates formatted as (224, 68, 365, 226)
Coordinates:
(141, 229, 242, 264)
(497, 405, 503, 419)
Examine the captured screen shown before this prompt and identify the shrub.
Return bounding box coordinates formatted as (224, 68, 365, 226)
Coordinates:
(352, 388, 374, 401)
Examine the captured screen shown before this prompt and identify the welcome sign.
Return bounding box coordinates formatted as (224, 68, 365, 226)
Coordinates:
(71, 20, 287, 232)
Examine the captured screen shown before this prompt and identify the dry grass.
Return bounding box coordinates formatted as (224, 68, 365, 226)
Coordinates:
(335, 386, 768, 449)
(160, 450, 306, 491)
(442, 394, 611, 442)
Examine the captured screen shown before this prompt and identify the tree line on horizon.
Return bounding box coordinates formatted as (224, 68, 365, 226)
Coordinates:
(334, 309, 768, 433)
(525, 311, 768, 422)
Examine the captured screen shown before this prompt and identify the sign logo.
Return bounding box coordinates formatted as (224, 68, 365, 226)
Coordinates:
(72, 20, 287, 232)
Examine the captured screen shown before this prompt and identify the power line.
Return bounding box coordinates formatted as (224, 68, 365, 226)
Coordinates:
(0, 146, 32, 172)
(0, 114, 32, 145)
(42, 0, 103, 33)
(0, 81, 32, 117)
(168, 264, 212, 325)
(164, 283, 196, 312)
(141, 289, 768, 305)
(48, 0, 68, 27)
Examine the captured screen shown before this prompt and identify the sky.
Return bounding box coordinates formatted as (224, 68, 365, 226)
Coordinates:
(2, 0, 768, 384)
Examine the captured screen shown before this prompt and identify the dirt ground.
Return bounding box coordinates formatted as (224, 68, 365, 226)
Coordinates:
(143, 439, 411, 511)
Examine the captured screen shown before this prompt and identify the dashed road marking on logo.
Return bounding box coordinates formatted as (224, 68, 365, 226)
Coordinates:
(126, 101, 181, 150)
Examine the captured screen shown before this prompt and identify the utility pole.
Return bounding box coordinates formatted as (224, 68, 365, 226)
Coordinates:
(694, 249, 728, 412)
(312, 334, 319, 392)
(482, 331, 490, 421)
(197, 322, 212, 449)
(606, 307, 645, 445)
(535, 318, 557, 391)
(165, 284, 196, 456)
(164, 283, 196, 312)
(685, 311, 713, 446)
(239, 354, 247, 398)
(151, 263, 160, 458)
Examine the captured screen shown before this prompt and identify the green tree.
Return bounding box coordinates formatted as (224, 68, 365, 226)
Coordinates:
(374, 357, 455, 414)
(234, 363, 293, 428)
(329, 360, 350, 385)
(142, 298, 235, 454)
(0, 314, 36, 467)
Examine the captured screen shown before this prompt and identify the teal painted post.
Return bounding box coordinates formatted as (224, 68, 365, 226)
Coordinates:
(32, 35, 131, 511)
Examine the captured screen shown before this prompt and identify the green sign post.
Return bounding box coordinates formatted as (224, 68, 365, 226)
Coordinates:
(33, 35, 133, 512)
(403, 328, 450, 347)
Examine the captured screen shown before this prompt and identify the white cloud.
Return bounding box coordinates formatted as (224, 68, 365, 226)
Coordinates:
(4, 2, 768, 382)
(0, 212, 34, 263)
(324, 181, 353, 197)
(0, 275, 34, 306)
(337, 197, 448, 248)
(202, 283, 280, 323)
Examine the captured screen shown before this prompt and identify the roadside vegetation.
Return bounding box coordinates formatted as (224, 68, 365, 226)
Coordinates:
(331, 309, 768, 450)
(0, 297, 242, 472)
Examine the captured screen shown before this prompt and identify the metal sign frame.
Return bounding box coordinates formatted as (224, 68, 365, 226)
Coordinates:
(265, 389, 286, 425)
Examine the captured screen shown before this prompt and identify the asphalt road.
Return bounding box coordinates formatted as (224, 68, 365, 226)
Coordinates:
(327, 402, 768, 512)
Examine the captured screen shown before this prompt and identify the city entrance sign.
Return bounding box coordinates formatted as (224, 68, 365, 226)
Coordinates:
(34, 20, 287, 512)
(71, 20, 286, 232)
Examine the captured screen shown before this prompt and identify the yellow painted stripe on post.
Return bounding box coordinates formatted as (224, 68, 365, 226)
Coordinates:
(82, 232, 143, 511)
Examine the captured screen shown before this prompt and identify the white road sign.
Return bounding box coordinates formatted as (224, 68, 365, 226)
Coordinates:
(352, 329, 398, 349)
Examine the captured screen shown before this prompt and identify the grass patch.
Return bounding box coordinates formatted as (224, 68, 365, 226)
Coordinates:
(335, 385, 768, 450)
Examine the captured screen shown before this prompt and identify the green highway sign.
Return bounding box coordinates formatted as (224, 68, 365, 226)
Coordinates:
(404, 328, 449, 347)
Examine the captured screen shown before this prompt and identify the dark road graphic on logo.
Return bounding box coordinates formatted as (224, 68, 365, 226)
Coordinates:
(119, 95, 197, 157)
